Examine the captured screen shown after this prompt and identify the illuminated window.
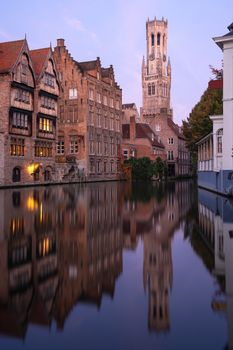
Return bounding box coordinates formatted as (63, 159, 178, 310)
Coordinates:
(39, 117, 53, 133)
(35, 141, 52, 157)
(10, 138, 24, 156)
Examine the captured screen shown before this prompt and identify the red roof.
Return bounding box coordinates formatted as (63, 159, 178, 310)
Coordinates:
(122, 123, 165, 148)
(208, 79, 223, 90)
(30, 47, 50, 78)
(0, 39, 25, 73)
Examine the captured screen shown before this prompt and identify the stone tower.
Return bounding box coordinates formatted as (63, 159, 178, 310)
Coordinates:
(142, 17, 172, 117)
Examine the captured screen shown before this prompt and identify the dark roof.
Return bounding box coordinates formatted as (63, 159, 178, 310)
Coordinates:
(30, 47, 50, 78)
(77, 60, 97, 72)
(122, 103, 135, 109)
(167, 118, 185, 139)
(122, 122, 165, 148)
(0, 39, 25, 73)
(101, 67, 112, 78)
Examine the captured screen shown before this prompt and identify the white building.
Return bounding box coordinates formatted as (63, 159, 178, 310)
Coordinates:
(197, 23, 233, 196)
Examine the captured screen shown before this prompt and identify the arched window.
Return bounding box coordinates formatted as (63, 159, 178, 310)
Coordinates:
(148, 84, 152, 96)
(152, 83, 155, 95)
(163, 34, 165, 47)
(157, 33, 161, 46)
(151, 33, 155, 46)
(12, 167, 21, 182)
(217, 129, 223, 154)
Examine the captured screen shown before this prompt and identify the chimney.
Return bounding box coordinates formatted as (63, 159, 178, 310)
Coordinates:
(57, 38, 65, 47)
(130, 116, 136, 141)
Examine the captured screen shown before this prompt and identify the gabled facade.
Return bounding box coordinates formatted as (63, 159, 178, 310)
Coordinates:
(53, 39, 122, 180)
(0, 38, 60, 186)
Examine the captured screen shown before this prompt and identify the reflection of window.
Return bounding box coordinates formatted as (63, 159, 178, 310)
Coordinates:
(217, 128, 223, 154)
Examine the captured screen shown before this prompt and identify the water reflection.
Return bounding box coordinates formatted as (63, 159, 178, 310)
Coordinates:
(192, 189, 233, 350)
(0, 181, 232, 349)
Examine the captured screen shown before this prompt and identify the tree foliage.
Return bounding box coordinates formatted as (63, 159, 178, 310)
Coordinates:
(182, 83, 223, 173)
(125, 157, 167, 181)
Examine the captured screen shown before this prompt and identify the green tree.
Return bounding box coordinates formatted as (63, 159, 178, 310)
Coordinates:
(153, 157, 167, 179)
(182, 84, 223, 174)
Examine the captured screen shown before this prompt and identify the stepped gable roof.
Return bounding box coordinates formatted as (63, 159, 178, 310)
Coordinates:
(122, 122, 165, 148)
(0, 39, 25, 73)
(167, 117, 185, 139)
(77, 59, 98, 72)
(122, 103, 135, 109)
(101, 67, 111, 77)
(30, 47, 50, 78)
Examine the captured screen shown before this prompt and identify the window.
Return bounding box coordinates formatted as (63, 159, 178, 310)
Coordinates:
(217, 128, 223, 154)
(168, 137, 174, 144)
(104, 113, 108, 129)
(97, 72, 100, 80)
(148, 84, 152, 96)
(155, 124, 161, 132)
(167, 150, 174, 160)
(89, 88, 94, 100)
(123, 149, 129, 160)
(69, 88, 77, 99)
(115, 101, 120, 110)
(110, 114, 114, 130)
(110, 137, 114, 156)
(70, 139, 78, 154)
(35, 141, 52, 157)
(15, 89, 30, 103)
(97, 160, 101, 173)
(152, 133, 154, 141)
(116, 117, 120, 132)
(12, 112, 28, 129)
(97, 92, 101, 103)
(10, 138, 24, 156)
(97, 135, 102, 155)
(103, 95, 107, 106)
(39, 117, 53, 133)
(97, 109, 101, 127)
(41, 96, 55, 109)
(89, 106, 94, 125)
(44, 73, 55, 88)
(110, 98, 114, 108)
(57, 139, 64, 154)
(12, 167, 21, 182)
(104, 137, 108, 156)
(44, 170, 51, 181)
(157, 32, 161, 46)
(151, 33, 155, 46)
(152, 83, 155, 95)
(90, 159, 95, 173)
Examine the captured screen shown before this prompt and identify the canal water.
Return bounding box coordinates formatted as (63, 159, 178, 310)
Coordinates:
(0, 180, 232, 349)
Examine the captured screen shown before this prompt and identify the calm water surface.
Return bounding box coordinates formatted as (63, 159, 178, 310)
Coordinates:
(0, 180, 232, 349)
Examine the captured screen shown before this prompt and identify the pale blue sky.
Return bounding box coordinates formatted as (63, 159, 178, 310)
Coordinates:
(0, 0, 232, 125)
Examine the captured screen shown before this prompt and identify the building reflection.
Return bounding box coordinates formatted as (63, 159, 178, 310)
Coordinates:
(122, 181, 194, 332)
(194, 189, 233, 350)
(0, 180, 195, 339)
(0, 183, 123, 337)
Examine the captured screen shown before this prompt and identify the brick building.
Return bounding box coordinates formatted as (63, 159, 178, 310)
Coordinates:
(0, 38, 60, 186)
(141, 18, 190, 176)
(53, 39, 122, 180)
(122, 116, 165, 161)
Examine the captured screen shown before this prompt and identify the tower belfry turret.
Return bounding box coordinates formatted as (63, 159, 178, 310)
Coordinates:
(142, 17, 172, 117)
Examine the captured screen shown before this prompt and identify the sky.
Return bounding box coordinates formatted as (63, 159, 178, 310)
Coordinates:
(0, 0, 232, 125)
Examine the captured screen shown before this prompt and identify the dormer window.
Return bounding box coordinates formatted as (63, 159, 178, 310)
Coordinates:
(44, 73, 55, 88)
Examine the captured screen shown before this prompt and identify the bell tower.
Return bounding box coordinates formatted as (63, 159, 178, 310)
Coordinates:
(142, 17, 172, 117)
